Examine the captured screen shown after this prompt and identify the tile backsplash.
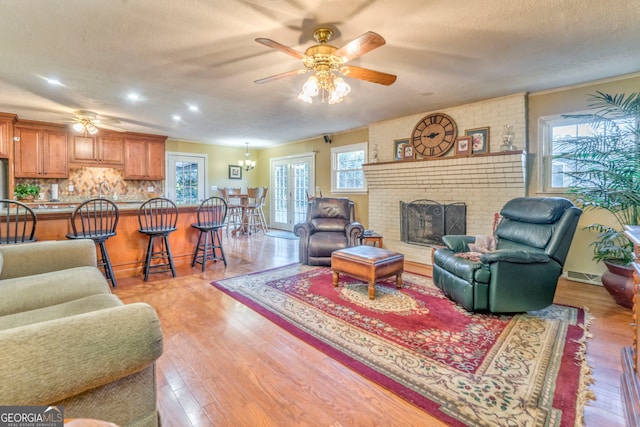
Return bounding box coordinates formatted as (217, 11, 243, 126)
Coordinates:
(15, 167, 163, 202)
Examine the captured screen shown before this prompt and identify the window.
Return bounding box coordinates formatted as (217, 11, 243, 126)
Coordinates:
(540, 115, 635, 192)
(331, 142, 367, 193)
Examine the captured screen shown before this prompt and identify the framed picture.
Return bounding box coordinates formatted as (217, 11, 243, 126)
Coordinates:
(228, 164, 242, 180)
(402, 143, 415, 160)
(465, 127, 490, 154)
(454, 136, 472, 157)
(394, 138, 409, 160)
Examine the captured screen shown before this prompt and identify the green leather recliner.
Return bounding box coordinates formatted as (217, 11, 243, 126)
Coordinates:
(432, 197, 582, 313)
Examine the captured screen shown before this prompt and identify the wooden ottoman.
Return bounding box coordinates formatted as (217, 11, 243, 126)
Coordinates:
(331, 245, 404, 300)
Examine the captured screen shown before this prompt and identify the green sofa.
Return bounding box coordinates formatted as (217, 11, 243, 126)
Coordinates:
(433, 197, 582, 313)
(0, 239, 163, 427)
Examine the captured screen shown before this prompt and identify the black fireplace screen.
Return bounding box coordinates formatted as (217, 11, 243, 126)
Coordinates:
(400, 199, 466, 246)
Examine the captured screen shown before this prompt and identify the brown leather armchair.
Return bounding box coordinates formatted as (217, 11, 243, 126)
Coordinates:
(294, 198, 364, 266)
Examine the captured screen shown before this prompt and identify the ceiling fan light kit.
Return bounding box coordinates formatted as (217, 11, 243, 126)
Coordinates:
(69, 110, 125, 134)
(255, 27, 396, 105)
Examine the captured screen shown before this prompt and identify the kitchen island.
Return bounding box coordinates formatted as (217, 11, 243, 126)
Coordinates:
(28, 201, 203, 279)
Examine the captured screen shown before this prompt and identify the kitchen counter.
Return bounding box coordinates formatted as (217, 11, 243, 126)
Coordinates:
(25, 201, 204, 279)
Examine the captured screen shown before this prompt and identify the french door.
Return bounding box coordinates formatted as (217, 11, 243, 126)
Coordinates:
(270, 153, 315, 231)
(165, 153, 206, 204)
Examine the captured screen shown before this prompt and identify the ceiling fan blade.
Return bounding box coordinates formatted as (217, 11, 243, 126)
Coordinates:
(334, 31, 386, 64)
(341, 65, 397, 86)
(255, 38, 306, 59)
(254, 69, 308, 84)
(96, 123, 126, 132)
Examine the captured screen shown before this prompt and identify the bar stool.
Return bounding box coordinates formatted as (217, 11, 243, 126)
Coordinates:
(191, 196, 228, 271)
(246, 187, 268, 234)
(138, 197, 178, 281)
(221, 187, 243, 236)
(0, 199, 37, 244)
(66, 198, 119, 287)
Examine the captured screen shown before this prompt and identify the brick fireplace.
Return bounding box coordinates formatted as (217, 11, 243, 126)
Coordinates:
(363, 152, 526, 265)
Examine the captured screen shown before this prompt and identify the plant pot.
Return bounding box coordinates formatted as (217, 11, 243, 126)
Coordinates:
(601, 260, 634, 309)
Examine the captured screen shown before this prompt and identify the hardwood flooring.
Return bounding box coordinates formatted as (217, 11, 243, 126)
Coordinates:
(114, 234, 631, 427)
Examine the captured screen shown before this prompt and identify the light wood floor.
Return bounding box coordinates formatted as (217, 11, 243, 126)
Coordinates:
(114, 234, 631, 427)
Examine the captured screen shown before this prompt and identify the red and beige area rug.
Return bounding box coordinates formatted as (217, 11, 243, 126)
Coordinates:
(212, 264, 594, 427)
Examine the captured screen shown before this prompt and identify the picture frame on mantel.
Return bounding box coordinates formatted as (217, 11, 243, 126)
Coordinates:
(228, 164, 242, 180)
(394, 138, 409, 161)
(466, 127, 490, 155)
(402, 143, 415, 160)
(455, 136, 472, 157)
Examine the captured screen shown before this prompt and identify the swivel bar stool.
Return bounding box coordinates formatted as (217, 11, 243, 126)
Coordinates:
(191, 196, 227, 270)
(138, 197, 179, 281)
(66, 198, 119, 287)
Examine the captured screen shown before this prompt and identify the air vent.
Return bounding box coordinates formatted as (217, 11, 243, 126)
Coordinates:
(564, 271, 602, 286)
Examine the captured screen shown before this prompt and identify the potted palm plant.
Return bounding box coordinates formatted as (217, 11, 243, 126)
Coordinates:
(554, 91, 640, 308)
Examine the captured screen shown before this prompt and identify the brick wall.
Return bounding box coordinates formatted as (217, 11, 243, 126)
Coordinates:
(364, 153, 526, 264)
(364, 93, 527, 265)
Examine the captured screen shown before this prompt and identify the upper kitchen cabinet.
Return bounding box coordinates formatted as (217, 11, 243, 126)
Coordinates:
(123, 136, 166, 180)
(14, 122, 68, 178)
(70, 134, 124, 167)
(0, 113, 17, 158)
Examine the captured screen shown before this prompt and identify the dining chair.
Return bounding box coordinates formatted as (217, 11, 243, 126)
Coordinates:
(246, 187, 268, 234)
(66, 198, 119, 287)
(138, 197, 179, 281)
(0, 199, 37, 244)
(191, 196, 228, 270)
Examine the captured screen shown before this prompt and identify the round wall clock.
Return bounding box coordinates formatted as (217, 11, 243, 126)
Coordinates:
(411, 113, 458, 158)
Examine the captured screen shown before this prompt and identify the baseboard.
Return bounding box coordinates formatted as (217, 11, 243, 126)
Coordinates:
(404, 260, 432, 277)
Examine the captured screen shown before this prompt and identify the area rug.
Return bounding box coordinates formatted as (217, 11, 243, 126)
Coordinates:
(211, 264, 593, 427)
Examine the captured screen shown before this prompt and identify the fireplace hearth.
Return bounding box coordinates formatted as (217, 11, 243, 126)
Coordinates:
(400, 200, 466, 246)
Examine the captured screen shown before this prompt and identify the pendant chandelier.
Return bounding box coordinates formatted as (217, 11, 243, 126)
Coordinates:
(238, 142, 256, 172)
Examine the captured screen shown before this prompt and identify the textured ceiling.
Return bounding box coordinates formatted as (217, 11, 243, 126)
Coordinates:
(0, 0, 638, 148)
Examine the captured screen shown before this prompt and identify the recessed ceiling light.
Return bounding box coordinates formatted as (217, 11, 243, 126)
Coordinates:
(46, 78, 62, 86)
(188, 105, 199, 112)
(172, 115, 181, 121)
(127, 93, 140, 101)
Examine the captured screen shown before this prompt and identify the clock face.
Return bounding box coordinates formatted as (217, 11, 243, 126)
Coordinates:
(411, 113, 458, 158)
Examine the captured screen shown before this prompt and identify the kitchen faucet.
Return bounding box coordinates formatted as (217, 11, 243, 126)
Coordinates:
(98, 180, 111, 198)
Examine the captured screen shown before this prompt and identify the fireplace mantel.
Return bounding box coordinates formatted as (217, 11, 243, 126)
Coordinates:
(363, 151, 526, 265)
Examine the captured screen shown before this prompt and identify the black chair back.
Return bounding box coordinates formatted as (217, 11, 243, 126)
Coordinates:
(69, 198, 119, 240)
(0, 199, 36, 244)
(138, 197, 178, 234)
(197, 197, 227, 227)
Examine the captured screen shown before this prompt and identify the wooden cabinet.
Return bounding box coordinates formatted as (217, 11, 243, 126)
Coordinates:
(70, 134, 124, 166)
(0, 113, 16, 158)
(123, 137, 166, 180)
(14, 123, 68, 178)
(623, 225, 640, 426)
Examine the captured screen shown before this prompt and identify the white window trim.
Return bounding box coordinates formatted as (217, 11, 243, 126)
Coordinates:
(330, 142, 368, 194)
(538, 112, 589, 194)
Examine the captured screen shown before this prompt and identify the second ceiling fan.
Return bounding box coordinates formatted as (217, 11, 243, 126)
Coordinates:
(254, 27, 396, 104)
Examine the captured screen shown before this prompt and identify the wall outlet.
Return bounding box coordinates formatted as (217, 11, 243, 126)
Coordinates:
(147, 186, 155, 192)
(68, 184, 74, 192)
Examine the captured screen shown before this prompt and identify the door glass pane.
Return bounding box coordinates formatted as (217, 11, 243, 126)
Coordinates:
(166, 153, 205, 204)
(273, 163, 289, 224)
(175, 161, 199, 205)
(292, 161, 309, 225)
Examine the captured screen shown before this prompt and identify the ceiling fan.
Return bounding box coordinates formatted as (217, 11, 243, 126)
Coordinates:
(254, 27, 397, 103)
(68, 110, 125, 134)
